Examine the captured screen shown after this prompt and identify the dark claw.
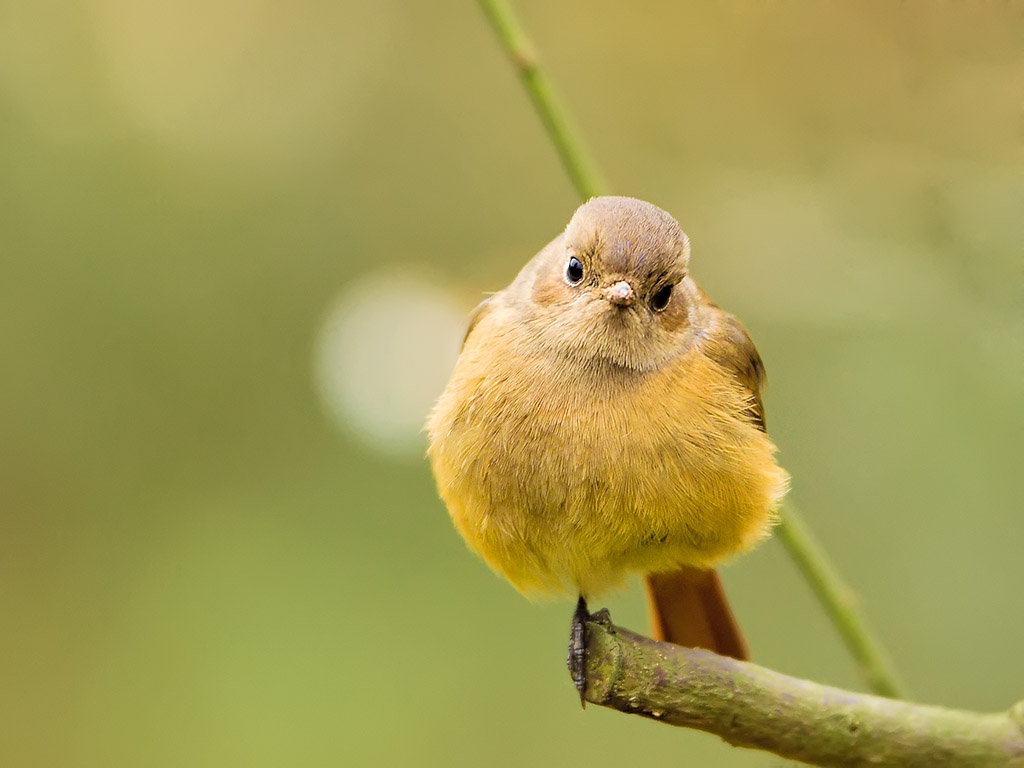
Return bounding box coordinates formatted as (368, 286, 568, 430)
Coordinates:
(567, 595, 589, 708)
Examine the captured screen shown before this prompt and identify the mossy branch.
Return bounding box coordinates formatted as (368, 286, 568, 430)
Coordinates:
(478, 0, 907, 701)
(581, 612, 1024, 768)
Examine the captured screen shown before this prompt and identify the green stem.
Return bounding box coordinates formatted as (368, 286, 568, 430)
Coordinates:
(477, 0, 907, 701)
(477, 0, 610, 200)
(777, 505, 907, 699)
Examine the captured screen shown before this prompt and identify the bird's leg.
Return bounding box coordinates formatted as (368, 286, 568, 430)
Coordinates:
(567, 595, 590, 707)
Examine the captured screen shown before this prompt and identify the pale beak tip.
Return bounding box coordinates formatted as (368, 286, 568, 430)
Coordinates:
(605, 280, 634, 305)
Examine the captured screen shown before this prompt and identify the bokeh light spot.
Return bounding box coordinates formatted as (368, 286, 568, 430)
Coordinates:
(314, 271, 467, 458)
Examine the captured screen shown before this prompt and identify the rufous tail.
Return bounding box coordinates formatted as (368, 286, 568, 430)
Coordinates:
(644, 566, 750, 661)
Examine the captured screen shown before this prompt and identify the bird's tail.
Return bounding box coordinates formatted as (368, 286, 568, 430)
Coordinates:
(644, 566, 750, 660)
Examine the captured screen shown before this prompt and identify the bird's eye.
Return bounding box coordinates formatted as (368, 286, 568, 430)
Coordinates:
(651, 283, 673, 311)
(566, 256, 584, 285)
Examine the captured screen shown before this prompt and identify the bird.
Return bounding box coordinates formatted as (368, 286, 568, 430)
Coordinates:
(426, 196, 789, 701)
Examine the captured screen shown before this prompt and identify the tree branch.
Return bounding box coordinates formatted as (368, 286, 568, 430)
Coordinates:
(580, 611, 1024, 768)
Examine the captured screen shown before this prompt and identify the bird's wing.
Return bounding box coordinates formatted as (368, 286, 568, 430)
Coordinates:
(702, 309, 768, 432)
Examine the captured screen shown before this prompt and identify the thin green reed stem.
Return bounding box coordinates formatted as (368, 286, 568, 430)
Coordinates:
(477, 0, 907, 700)
(477, 0, 609, 200)
(776, 505, 907, 698)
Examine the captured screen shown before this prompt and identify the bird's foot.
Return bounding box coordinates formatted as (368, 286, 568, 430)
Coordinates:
(567, 597, 613, 708)
(567, 596, 589, 707)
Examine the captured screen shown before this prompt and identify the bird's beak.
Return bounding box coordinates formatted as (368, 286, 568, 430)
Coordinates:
(603, 280, 635, 306)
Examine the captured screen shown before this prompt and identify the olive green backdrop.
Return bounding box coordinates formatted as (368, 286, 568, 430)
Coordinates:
(2, 2, 1021, 766)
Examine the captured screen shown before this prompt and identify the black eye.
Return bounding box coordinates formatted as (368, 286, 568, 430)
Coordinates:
(566, 256, 584, 285)
(651, 283, 673, 311)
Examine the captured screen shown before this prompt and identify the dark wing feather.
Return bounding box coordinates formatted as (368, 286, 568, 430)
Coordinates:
(703, 310, 768, 432)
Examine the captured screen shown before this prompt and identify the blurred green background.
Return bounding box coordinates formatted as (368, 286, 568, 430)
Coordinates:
(2, 2, 1021, 766)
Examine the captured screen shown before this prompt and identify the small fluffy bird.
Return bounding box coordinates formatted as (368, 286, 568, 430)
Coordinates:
(427, 197, 788, 689)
